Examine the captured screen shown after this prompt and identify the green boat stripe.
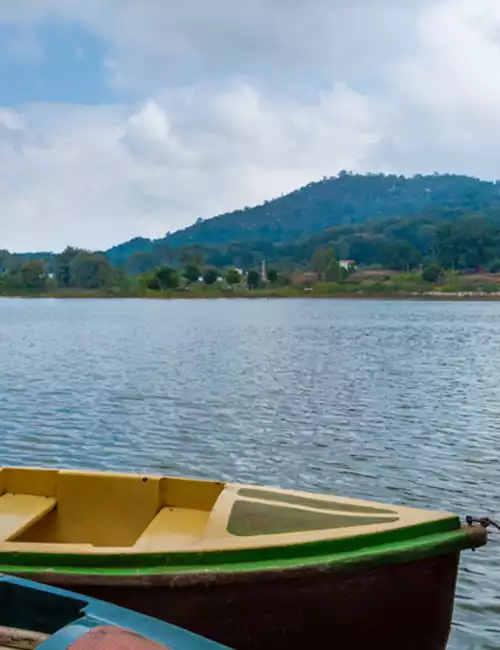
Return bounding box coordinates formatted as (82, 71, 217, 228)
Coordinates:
(0, 517, 472, 576)
(0, 530, 473, 577)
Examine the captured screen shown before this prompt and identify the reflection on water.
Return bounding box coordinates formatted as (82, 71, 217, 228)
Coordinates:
(0, 297, 499, 648)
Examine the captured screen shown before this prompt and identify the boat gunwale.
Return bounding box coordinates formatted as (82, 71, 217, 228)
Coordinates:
(0, 525, 485, 581)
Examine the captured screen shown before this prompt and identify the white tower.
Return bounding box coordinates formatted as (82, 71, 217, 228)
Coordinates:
(260, 260, 268, 283)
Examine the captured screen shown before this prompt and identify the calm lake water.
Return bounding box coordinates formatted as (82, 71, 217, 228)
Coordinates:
(0, 297, 499, 648)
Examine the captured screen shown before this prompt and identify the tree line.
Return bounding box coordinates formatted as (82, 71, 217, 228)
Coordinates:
(141, 265, 278, 291)
(0, 247, 281, 294)
(5, 208, 500, 295)
(112, 209, 500, 277)
(0, 247, 124, 293)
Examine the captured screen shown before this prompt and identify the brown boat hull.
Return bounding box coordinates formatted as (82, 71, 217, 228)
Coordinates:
(18, 552, 461, 650)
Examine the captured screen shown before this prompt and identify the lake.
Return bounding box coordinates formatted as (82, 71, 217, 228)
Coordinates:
(0, 297, 498, 648)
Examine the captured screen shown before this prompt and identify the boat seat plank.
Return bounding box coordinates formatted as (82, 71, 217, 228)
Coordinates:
(134, 507, 210, 549)
(0, 494, 56, 542)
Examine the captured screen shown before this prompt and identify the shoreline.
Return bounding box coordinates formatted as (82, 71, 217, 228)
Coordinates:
(2, 289, 500, 301)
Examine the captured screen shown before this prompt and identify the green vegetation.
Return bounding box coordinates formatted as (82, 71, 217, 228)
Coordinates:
(0, 247, 128, 297)
(106, 172, 500, 257)
(422, 264, 442, 283)
(97, 174, 500, 276)
(183, 263, 201, 283)
(247, 269, 260, 290)
(155, 266, 180, 290)
(226, 268, 241, 285)
(20, 261, 47, 290)
(5, 173, 500, 299)
(203, 268, 219, 285)
(267, 269, 278, 284)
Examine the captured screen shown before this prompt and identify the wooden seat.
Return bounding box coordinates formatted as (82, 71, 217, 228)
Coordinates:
(0, 494, 56, 542)
(134, 507, 210, 549)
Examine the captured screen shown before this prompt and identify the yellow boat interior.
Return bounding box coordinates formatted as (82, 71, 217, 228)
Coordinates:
(0, 467, 456, 554)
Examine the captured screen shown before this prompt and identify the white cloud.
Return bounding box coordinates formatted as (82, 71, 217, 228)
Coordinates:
(121, 101, 182, 166)
(2, 0, 500, 250)
(0, 83, 379, 252)
(74, 0, 431, 94)
(367, 0, 500, 177)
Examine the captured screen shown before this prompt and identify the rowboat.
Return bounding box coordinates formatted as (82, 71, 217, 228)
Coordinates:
(0, 466, 487, 650)
(0, 574, 227, 650)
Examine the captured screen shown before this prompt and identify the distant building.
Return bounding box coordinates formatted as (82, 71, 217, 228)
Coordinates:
(339, 260, 357, 270)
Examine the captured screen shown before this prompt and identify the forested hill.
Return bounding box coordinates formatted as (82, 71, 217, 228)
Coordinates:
(5, 172, 500, 277)
(5, 173, 500, 292)
(107, 173, 500, 265)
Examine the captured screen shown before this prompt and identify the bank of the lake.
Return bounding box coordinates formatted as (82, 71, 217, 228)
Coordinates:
(4, 286, 500, 300)
(5, 265, 500, 300)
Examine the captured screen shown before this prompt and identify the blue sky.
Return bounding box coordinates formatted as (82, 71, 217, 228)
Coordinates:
(0, 21, 117, 105)
(1, 0, 500, 252)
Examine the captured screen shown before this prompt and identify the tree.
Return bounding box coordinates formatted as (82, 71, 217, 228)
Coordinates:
(56, 247, 82, 287)
(20, 260, 47, 290)
(487, 258, 500, 273)
(144, 274, 160, 291)
(226, 268, 241, 285)
(267, 269, 278, 284)
(380, 241, 421, 271)
(126, 252, 156, 277)
(106, 267, 128, 294)
(155, 266, 180, 289)
(179, 245, 204, 267)
(324, 259, 343, 282)
(69, 253, 112, 289)
(311, 248, 335, 278)
(422, 264, 442, 283)
(203, 268, 219, 285)
(183, 264, 201, 283)
(247, 269, 260, 290)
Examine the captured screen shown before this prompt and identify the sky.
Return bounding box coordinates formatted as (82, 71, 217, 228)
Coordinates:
(2, 0, 500, 252)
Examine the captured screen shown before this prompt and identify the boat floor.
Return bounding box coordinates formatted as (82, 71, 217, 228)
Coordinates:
(0, 466, 460, 556)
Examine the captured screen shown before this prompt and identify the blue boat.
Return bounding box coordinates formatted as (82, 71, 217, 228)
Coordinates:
(0, 575, 229, 650)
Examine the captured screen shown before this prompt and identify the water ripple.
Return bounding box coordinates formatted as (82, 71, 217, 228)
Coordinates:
(0, 297, 499, 647)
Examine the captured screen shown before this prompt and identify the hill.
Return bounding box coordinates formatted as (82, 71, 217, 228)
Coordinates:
(5, 173, 500, 277)
(120, 172, 500, 255)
